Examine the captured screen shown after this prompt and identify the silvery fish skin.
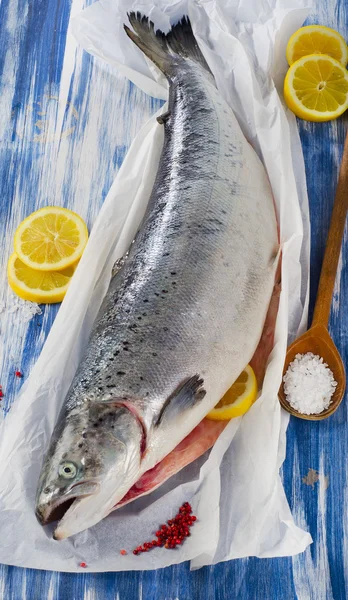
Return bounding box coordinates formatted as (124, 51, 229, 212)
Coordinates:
(35, 14, 278, 539)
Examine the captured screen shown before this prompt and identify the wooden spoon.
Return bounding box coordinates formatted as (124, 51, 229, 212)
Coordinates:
(279, 131, 348, 421)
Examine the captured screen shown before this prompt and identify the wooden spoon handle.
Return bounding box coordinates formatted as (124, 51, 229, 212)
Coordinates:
(312, 130, 348, 328)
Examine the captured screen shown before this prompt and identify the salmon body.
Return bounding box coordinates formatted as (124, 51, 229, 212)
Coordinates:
(35, 13, 278, 539)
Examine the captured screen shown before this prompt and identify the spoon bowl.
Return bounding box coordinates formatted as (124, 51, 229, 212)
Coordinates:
(279, 324, 346, 420)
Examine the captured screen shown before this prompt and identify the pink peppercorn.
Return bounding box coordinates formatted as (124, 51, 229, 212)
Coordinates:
(132, 502, 197, 555)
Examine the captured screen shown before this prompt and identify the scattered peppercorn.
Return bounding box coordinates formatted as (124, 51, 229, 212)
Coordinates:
(79, 562, 87, 568)
(120, 549, 127, 556)
(132, 502, 196, 555)
(15, 371, 23, 378)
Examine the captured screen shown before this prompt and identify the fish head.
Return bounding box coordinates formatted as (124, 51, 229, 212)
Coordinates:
(35, 400, 143, 538)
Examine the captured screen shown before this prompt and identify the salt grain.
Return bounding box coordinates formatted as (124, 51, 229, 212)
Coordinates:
(0, 294, 41, 323)
(283, 352, 337, 415)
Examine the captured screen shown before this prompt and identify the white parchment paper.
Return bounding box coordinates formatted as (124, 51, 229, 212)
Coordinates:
(0, 0, 313, 571)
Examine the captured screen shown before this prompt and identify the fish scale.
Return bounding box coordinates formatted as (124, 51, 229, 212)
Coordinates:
(35, 13, 278, 539)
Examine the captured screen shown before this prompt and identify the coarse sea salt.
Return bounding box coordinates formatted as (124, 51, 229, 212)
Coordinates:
(0, 295, 42, 324)
(283, 352, 337, 415)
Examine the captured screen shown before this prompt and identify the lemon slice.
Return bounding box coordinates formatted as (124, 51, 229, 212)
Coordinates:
(286, 25, 348, 66)
(206, 365, 258, 421)
(8, 253, 78, 304)
(14, 206, 88, 271)
(284, 54, 348, 122)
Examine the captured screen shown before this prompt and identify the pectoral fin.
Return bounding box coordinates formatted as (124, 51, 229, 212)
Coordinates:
(155, 375, 206, 427)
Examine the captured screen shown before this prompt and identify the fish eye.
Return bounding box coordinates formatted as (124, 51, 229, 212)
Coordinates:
(58, 461, 77, 479)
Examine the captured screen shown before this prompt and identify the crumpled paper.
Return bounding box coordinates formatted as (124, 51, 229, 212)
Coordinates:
(0, 0, 313, 572)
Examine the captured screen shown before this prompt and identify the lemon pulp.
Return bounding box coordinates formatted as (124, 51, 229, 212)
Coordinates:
(14, 206, 88, 271)
(207, 365, 258, 421)
(286, 25, 348, 66)
(284, 54, 348, 122)
(8, 253, 77, 304)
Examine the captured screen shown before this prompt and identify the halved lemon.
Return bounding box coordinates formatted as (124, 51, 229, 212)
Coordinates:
(8, 253, 78, 304)
(286, 25, 348, 66)
(14, 206, 88, 271)
(284, 54, 348, 122)
(206, 365, 258, 421)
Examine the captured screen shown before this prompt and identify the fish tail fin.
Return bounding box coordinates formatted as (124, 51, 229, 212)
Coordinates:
(124, 12, 211, 79)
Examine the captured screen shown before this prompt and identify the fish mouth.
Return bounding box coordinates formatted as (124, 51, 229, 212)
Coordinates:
(52, 497, 84, 540)
(37, 497, 76, 526)
(36, 481, 100, 528)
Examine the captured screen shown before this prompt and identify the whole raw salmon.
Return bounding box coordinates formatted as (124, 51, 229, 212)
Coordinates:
(35, 12, 278, 539)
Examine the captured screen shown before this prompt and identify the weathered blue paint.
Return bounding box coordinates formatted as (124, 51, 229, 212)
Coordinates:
(0, 0, 347, 597)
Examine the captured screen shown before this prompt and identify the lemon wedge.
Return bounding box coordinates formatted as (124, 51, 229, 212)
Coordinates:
(284, 54, 348, 122)
(14, 206, 88, 271)
(286, 25, 348, 66)
(8, 253, 78, 304)
(206, 365, 258, 421)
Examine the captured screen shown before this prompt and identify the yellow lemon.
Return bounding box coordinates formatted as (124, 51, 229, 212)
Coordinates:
(284, 54, 348, 122)
(8, 253, 78, 304)
(206, 365, 258, 421)
(286, 25, 348, 66)
(14, 206, 88, 271)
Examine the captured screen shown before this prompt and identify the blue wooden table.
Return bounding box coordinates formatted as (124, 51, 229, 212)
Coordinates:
(0, 0, 347, 598)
